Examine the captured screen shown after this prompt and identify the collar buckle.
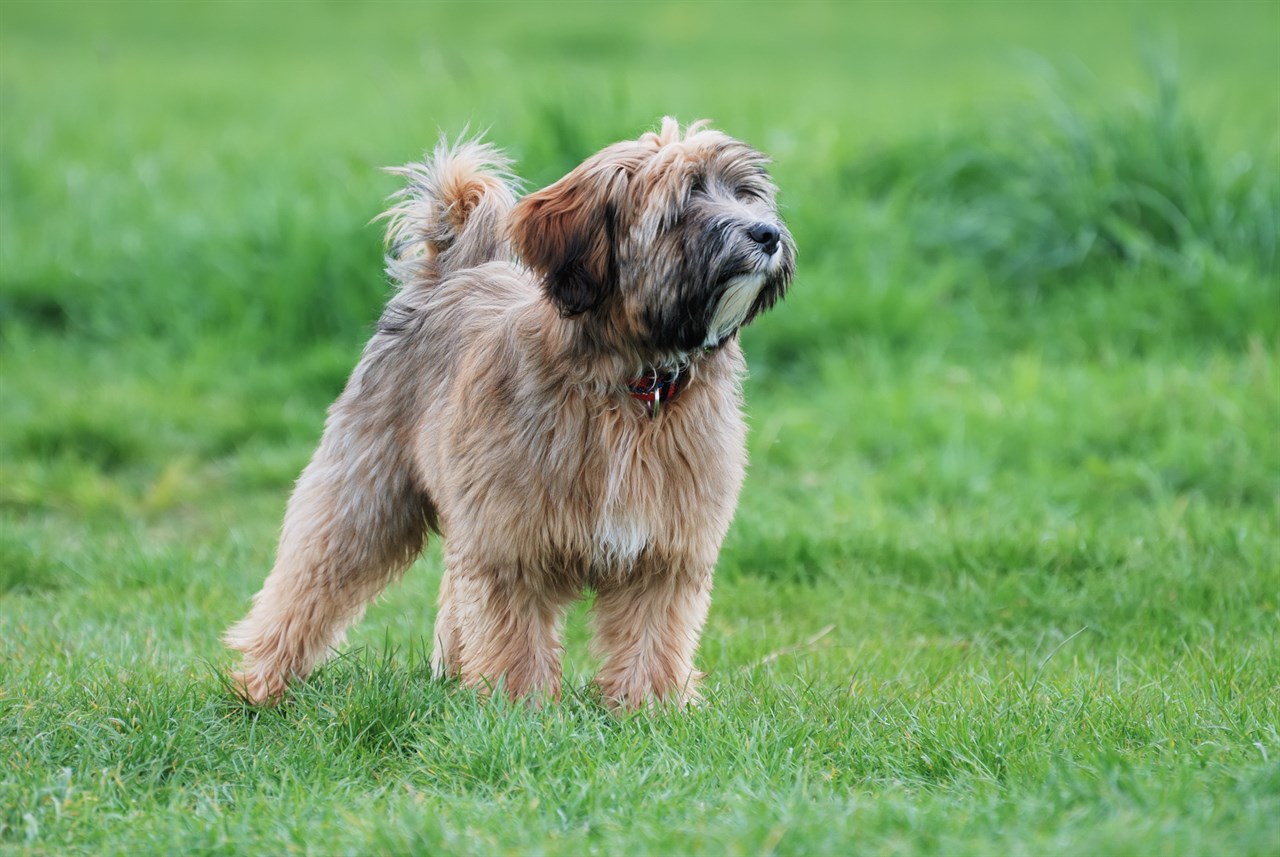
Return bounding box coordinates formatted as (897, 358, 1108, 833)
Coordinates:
(626, 366, 685, 418)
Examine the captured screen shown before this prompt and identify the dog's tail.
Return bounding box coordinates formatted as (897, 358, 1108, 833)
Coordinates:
(380, 133, 519, 288)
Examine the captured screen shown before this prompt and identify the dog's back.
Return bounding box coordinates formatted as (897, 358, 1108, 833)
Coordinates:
(367, 138, 533, 397)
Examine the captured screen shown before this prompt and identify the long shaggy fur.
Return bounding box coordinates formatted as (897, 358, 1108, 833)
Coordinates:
(225, 118, 795, 709)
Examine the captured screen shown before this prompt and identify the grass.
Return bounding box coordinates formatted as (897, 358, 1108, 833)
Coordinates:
(2, 0, 1278, 854)
(846, 60, 1278, 293)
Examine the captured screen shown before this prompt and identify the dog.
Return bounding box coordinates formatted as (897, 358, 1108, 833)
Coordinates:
(224, 118, 795, 709)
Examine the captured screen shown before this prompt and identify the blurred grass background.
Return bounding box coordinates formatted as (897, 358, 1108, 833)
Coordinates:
(1, 1, 1278, 854)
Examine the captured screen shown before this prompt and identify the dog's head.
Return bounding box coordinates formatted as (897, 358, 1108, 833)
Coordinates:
(510, 118, 795, 362)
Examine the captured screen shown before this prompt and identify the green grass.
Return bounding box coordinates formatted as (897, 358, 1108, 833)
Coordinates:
(2, 1, 1278, 854)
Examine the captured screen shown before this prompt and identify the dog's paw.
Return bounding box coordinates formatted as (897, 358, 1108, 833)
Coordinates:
(599, 670, 704, 713)
(227, 666, 289, 707)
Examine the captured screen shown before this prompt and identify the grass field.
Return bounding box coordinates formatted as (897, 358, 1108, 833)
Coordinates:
(2, 1, 1278, 854)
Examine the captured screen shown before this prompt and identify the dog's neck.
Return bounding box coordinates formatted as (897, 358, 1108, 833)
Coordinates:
(625, 364, 689, 418)
(625, 340, 730, 417)
(543, 306, 731, 414)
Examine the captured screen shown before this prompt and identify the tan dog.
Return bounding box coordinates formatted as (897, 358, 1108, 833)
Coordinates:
(225, 118, 795, 708)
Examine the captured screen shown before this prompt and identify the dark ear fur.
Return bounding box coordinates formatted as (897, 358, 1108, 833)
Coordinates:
(510, 166, 623, 316)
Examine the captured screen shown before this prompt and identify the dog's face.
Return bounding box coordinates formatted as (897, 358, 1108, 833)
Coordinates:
(511, 118, 795, 361)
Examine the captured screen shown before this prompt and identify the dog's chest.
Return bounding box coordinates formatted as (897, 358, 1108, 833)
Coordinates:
(591, 454, 668, 570)
(593, 510, 651, 568)
(584, 416, 723, 573)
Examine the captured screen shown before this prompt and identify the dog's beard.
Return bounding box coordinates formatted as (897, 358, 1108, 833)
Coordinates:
(704, 271, 767, 347)
(701, 243, 789, 347)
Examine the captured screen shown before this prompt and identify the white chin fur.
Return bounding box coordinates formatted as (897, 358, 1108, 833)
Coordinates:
(704, 272, 766, 347)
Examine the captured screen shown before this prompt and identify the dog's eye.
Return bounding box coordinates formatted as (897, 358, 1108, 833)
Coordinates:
(735, 186, 763, 202)
(689, 175, 706, 196)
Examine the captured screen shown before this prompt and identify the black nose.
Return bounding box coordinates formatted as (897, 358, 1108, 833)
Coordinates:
(748, 222, 780, 255)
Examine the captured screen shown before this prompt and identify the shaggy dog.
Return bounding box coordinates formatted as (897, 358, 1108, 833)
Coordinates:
(225, 118, 795, 709)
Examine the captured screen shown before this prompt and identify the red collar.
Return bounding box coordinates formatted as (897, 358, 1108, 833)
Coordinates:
(626, 366, 688, 417)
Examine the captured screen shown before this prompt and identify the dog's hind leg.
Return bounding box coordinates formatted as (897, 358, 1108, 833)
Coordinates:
(429, 566, 463, 678)
(224, 415, 430, 705)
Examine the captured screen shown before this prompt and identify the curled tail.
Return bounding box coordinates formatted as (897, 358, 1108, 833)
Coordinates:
(381, 134, 519, 288)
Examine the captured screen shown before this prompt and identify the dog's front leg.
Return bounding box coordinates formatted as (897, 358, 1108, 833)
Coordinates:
(434, 549, 571, 703)
(590, 567, 712, 710)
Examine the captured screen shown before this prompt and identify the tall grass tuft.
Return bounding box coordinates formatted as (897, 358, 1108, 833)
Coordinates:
(846, 58, 1279, 295)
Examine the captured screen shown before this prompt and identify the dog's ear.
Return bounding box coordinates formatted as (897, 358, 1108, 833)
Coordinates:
(510, 164, 626, 317)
